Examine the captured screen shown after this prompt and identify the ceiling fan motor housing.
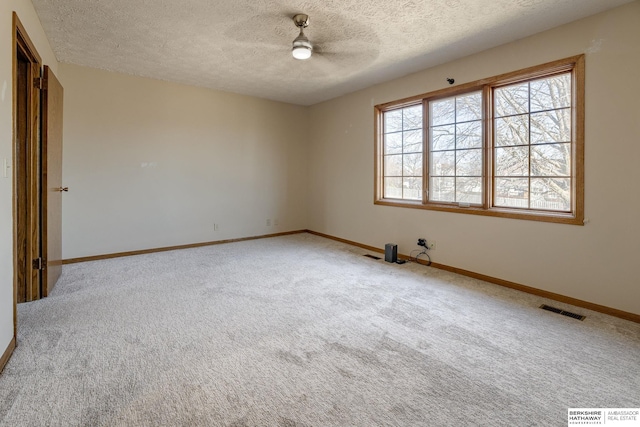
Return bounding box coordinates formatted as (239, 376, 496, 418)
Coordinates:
(293, 14, 309, 28)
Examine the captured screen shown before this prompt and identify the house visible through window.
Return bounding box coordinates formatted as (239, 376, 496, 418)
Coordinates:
(375, 55, 584, 224)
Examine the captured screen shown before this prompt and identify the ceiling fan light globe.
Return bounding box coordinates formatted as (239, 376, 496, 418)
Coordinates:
(292, 28, 312, 60)
(292, 45, 312, 60)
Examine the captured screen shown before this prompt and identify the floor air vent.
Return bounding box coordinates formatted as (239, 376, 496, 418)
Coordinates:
(540, 304, 586, 321)
(363, 254, 381, 260)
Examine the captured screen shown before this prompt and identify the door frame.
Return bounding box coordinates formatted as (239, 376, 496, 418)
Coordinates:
(12, 12, 42, 335)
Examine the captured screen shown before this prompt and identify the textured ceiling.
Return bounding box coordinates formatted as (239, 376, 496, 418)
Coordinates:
(31, 0, 633, 106)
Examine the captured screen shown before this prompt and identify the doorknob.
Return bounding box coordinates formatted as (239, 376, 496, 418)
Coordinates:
(57, 187, 68, 192)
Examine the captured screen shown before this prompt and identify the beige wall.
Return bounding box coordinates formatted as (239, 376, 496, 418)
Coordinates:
(308, 2, 640, 315)
(59, 64, 309, 259)
(0, 3, 59, 359)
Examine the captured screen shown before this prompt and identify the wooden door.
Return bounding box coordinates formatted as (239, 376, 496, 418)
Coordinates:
(41, 66, 64, 297)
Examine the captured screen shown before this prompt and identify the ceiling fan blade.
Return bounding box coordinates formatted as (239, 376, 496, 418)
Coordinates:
(223, 12, 300, 48)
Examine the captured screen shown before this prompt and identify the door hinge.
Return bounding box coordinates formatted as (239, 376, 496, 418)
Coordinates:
(32, 257, 47, 271)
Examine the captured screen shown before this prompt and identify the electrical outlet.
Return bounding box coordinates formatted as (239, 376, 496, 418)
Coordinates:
(214, 223, 219, 231)
(266, 219, 272, 226)
(428, 241, 436, 250)
(274, 219, 279, 226)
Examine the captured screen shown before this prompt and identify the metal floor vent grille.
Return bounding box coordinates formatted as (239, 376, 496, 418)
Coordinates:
(540, 304, 586, 321)
(363, 254, 381, 260)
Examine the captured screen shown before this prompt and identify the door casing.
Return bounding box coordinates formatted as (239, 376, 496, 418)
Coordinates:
(13, 13, 42, 318)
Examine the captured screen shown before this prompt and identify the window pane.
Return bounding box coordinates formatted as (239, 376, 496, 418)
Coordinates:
(382, 105, 423, 201)
(457, 149, 482, 176)
(495, 114, 529, 147)
(384, 177, 403, 199)
(456, 177, 483, 204)
(430, 177, 455, 202)
(431, 125, 455, 151)
(384, 154, 402, 176)
(403, 105, 423, 130)
(429, 92, 484, 205)
(531, 108, 571, 144)
(531, 143, 571, 177)
(495, 146, 529, 176)
(456, 92, 482, 122)
(495, 178, 529, 208)
(430, 98, 455, 126)
(494, 83, 529, 117)
(403, 129, 422, 153)
(385, 110, 402, 133)
(403, 153, 422, 177)
(384, 132, 402, 154)
(430, 150, 455, 176)
(530, 74, 571, 112)
(456, 121, 482, 149)
(531, 178, 571, 211)
(403, 177, 422, 200)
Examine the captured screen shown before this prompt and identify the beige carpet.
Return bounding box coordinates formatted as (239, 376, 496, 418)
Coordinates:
(1, 233, 639, 426)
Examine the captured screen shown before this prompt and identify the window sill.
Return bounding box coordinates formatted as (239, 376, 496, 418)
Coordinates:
(374, 199, 583, 225)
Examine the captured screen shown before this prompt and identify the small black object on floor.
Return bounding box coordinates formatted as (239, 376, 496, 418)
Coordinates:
(385, 243, 398, 263)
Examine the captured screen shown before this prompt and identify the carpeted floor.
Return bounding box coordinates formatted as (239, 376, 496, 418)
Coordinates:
(1, 233, 639, 426)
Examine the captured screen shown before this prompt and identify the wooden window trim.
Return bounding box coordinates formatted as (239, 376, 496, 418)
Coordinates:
(374, 55, 585, 225)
